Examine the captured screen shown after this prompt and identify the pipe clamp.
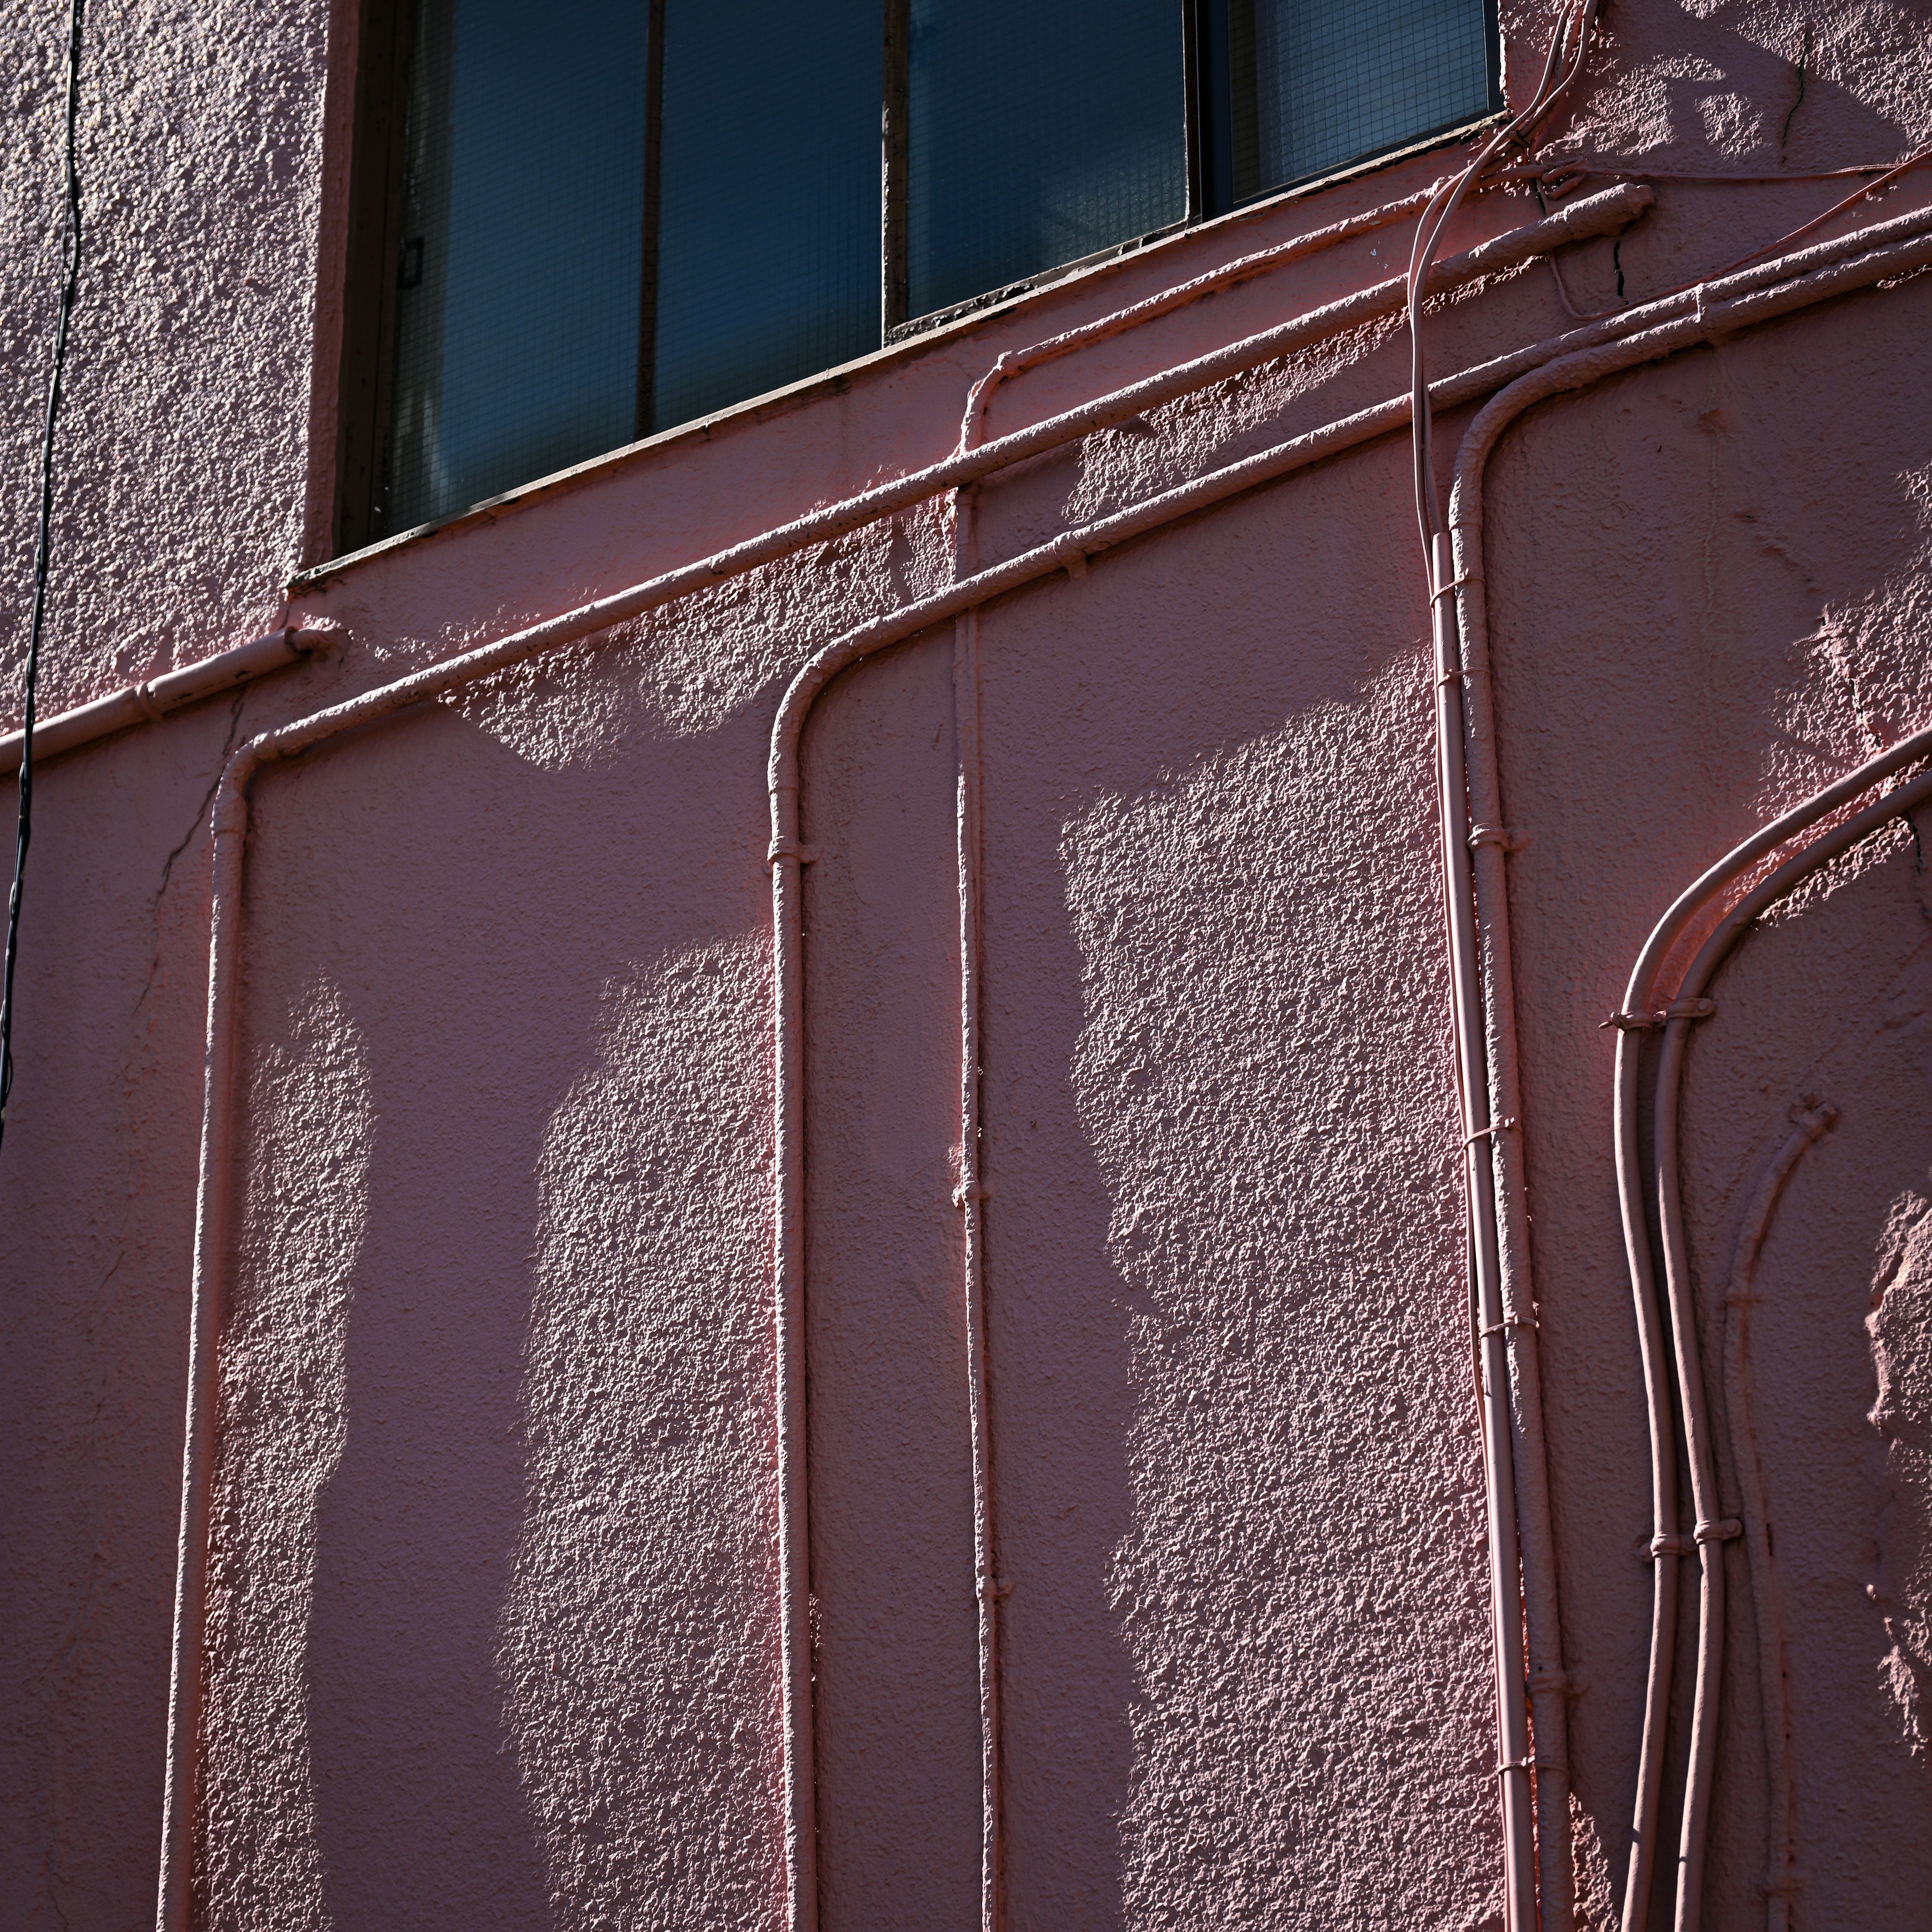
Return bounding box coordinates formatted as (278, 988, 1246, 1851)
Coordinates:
(1468, 823, 1528, 852)
(766, 839, 822, 867)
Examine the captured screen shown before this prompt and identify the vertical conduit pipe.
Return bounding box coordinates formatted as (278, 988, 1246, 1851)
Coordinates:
(1429, 528, 1538, 1932)
(1448, 479, 1578, 1932)
(1443, 234, 1932, 1932)
(1723, 1104, 1835, 1932)
(951, 474, 1005, 1931)
(767, 802, 820, 1932)
(1648, 1001, 1732, 1932)
(1407, 13, 1605, 1914)
(154, 780, 251, 1932)
(1644, 756, 1932, 1932)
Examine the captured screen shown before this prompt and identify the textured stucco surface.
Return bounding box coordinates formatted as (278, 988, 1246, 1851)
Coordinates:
(4, 0, 1932, 1926)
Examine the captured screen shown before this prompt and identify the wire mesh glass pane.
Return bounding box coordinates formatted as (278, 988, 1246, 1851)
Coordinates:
(908, 0, 1187, 322)
(1230, 0, 1495, 203)
(384, 0, 650, 535)
(650, 1, 880, 434)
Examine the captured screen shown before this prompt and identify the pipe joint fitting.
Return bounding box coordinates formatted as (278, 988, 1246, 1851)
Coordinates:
(766, 838, 821, 867)
(1527, 1669, 1585, 1700)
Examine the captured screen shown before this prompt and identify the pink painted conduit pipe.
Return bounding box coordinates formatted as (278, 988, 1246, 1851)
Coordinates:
(0, 193, 1616, 797)
(153, 197, 1633, 1932)
(1724, 1102, 1836, 1932)
(957, 186, 1439, 453)
(1440, 209, 1932, 1932)
(1599, 721, 1932, 1932)
(156, 195, 1931, 1931)
(1620, 742, 1932, 1932)
(921, 176, 1488, 1916)
(0, 628, 321, 776)
(950, 522, 1003, 1930)
(1407, 12, 1607, 1920)
(152, 192, 1644, 1932)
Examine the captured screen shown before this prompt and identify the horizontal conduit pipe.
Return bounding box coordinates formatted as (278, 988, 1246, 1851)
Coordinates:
(24, 190, 1648, 785)
(0, 629, 321, 776)
(958, 184, 1441, 449)
(1441, 219, 1932, 1932)
(158, 201, 1931, 1932)
(35, 197, 1648, 791)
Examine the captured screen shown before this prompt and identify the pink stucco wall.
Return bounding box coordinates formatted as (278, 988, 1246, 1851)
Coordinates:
(4, 1, 1932, 1926)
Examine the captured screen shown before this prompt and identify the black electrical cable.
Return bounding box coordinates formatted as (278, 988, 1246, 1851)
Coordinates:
(3, 0, 87, 1153)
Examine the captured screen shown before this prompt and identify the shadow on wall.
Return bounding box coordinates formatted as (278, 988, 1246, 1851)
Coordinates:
(975, 456, 1503, 1929)
(1871, 1171, 1932, 1760)
(1681, 816, 1932, 1926)
(200, 679, 786, 1930)
(767, 427, 1504, 1930)
(1562, 0, 1924, 186)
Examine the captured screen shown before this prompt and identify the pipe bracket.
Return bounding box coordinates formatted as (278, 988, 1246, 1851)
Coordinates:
(766, 839, 822, 867)
(1600, 997, 1716, 1031)
(1468, 823, 1528, 852)
(1694, 1516, 1743, 1544)
(1527, 1669, 1585, 1700)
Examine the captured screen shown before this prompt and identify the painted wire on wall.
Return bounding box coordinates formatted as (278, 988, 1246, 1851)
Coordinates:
(4, 0, 87, 1153)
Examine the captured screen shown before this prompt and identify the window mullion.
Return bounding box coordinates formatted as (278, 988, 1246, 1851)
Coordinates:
(635, 0, 668, 439)
(881, 0, 909, 338)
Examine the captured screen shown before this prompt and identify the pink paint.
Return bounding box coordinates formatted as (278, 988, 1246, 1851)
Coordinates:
(7, 4, 1932, 1928)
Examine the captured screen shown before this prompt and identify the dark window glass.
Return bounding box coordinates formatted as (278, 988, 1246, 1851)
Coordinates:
(387, 0, 649, 535)
(907, 0, 1188, 321)
(382, 0, 878, 533)
(1211, 0, 1497, 210)
(651, 1, 879, 433)
(363, 0, 1500, 543)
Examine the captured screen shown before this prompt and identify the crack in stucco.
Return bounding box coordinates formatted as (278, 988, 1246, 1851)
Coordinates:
(132, 691, 247, 1019)
(154, 691, 247, 905)
(1779, 20, 1812, 151)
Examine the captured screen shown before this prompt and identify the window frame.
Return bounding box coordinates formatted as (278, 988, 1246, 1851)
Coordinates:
(329, 0, 1502, 555)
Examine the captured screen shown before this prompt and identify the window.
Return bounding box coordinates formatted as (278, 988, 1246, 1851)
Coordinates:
(333, 0, 1499, 550)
